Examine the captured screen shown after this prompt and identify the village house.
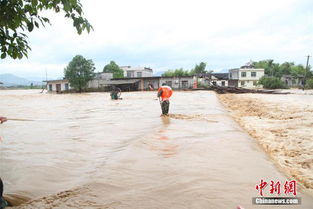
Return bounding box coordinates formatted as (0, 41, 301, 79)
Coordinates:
(120, 66, 153, 78)
(46, 79, 70, 93)
(229, 62, 264, 88)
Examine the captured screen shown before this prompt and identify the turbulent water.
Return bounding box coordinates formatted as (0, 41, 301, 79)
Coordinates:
(0, 90, 312, 209)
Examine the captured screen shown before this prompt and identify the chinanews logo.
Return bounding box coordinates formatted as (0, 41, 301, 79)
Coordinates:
(253, 179, 301, 205)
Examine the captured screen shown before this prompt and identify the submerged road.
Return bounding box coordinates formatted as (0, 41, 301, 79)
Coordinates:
(0, 90, 312, 208)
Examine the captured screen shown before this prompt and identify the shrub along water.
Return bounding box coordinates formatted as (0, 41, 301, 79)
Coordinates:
(258, 76, 288, 89)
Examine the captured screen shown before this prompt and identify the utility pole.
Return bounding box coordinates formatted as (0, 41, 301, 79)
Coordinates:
(303, 55, 311, 90)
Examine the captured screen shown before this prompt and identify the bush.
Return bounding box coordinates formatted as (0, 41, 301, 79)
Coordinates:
(258, 76, 288, 89)
(306, 79, 313, 89)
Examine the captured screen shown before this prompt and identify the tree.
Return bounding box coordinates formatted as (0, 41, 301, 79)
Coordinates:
(0, 0, 92, 59)
(190, 62, 207, 75)
(258, 76, 287, 89)
(254, 59, 276, 76)
(64, 55, 95, 92)
(103, 61, 124, 78)
(162, 68, 190, 77)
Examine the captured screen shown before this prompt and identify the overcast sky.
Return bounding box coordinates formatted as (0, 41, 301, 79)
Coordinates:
(0, 0, 312, 79)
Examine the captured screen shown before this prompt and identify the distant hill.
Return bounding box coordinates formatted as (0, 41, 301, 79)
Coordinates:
(0, 74, 43, 87)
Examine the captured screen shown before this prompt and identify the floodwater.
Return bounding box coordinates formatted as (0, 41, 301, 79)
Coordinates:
(0, 90, 312, 209)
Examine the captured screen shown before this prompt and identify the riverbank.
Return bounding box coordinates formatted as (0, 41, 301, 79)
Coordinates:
(218, 92, 313, 195)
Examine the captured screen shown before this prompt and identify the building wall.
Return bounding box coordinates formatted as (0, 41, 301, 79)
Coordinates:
(47, 80, 70, 92)
(238, 68, 264, 81)
(159, 77, 194, 89)
(121, 66, 153, 78)
(229, 69, 239, 79)
(142, 78, 160, 90)
(88, 79, 111, 88)
(95, 72, 113, 80)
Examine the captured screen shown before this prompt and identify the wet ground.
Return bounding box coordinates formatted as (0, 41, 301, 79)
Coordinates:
(0, 90, 312, 208)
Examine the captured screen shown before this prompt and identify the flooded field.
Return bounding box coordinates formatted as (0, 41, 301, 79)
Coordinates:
(0, 90, 312, 208)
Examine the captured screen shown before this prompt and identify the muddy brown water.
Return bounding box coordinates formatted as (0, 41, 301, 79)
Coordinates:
(0, 90, 312, 209)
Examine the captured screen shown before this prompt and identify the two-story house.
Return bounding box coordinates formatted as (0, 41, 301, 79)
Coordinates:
(229, 63, 264, 88)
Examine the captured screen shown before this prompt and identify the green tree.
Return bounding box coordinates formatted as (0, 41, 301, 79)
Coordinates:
(162, 68, 190, 77)
(0, 0, 92, 59)
(306, 79, 313, 89)
(258, 76, 287, 89)
(103, 61, 124, 78)
(254, 59, 277, 76)
(64, 55, 95, 92)
(190, 62, 207, 75)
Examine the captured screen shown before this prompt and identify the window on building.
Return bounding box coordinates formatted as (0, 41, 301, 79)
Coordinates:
(127, 71, 132, 78)
(251, 72, 256, 77)
(65, 83, 69, 90)
(137, 72, 142, 77)
(253, 81, 257, 86)
(49, 84, 52, 91)
(241, 72, 246, 77)
(221, 81, 225, 86)
(241, 81, 245, 86)
(182, 80, 188, 88)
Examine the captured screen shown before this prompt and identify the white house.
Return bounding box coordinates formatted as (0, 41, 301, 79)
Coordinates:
(46, 79, 70, 93)
(120, 66, 153, 78)
(229, 63, 264, 88)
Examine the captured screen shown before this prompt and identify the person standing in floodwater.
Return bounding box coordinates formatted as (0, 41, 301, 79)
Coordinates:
(110, 86, 121, 100)
(157, 84, 172, 115)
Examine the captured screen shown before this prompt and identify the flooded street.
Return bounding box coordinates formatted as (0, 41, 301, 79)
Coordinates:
(0, 90, 312, 208)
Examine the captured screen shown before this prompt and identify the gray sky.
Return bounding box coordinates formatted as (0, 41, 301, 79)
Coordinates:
(0, 0, 312, 79)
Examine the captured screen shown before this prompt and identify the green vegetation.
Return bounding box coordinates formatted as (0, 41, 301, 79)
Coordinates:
(258, 76, 288, 89)
(253, 60, 312, 78)
(162, 62, 210, 77)
(64, 55, 95, 92)
(0, 0, 92, 59)
(306, 79, 313, 89)
(190, 62, 207, 75)
(103, 61, 124, 78)
(162, 68, 190, 77)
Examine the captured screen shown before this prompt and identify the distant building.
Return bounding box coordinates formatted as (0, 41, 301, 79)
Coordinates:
(281, 75, 304, 87)
(120, 66, 153, 78)
(229, 62, 264, 88)
(88, 72, 113, 89)
(111, 76, 195, 91)
(210, 73, 229, 87)
(159, 76, 194, 89)
(46, 79, 70, 93)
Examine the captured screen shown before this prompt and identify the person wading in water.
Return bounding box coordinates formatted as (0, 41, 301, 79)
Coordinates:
(110, 86, 121, 100)
(157, 84, 173, 115)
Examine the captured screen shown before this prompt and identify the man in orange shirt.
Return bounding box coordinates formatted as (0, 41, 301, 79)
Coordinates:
(157, 83, 173, 115)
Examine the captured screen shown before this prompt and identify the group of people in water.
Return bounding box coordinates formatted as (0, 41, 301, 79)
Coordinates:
(110, 83, 173, 115)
